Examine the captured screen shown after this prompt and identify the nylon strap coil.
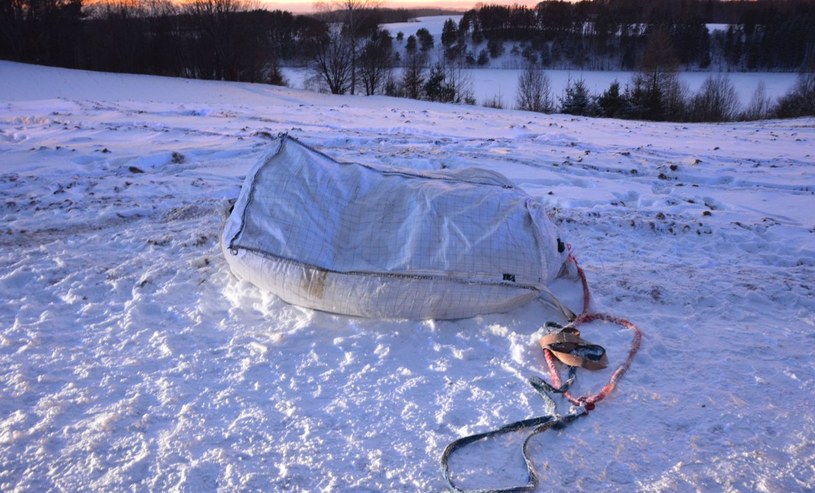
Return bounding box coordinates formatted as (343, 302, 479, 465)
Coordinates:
(440, 253, 643, 492)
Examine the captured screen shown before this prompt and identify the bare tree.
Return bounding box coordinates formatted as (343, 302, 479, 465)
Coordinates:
(515, 63, 554, 113)
(741, 81, 772, 121)
(689, 74, 739, 122)
(357, 30, 393, 95)
(311, 28, 354, 94)
(316, 0, 382, 95)
(774, 72, 815, 118)
(187, 0, 247, 80)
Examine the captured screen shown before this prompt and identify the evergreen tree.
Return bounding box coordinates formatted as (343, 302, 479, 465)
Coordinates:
(476, 49, 489, 66)
(441, 18, 457, 48)
(405, 34, 417, 53)
(422, 62, 461, 103)
(402, 52, 425, 100)
(628, 27, 685, 120)
(560, 78, 595, 116)
(416, 28, 434, 52)
(597, 80, 627, 118)
(267, 58, 288, 86)
(487, 38, 503, 58)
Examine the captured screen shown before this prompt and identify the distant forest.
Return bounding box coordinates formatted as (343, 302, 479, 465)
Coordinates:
(1, 0, 813, 120)
(461, 0, 814, 71)
(2, 0, 814, 77)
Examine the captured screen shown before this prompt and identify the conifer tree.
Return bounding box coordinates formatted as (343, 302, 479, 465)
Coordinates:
(560, 78, 594, 116)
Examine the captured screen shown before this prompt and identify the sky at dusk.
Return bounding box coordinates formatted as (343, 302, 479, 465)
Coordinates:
(262, 0, 538, 14)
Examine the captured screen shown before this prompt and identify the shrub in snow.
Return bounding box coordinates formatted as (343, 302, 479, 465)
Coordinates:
(773, 72, 815, 118)
(516, 64, 554, 113)
(741, 81, 773, 121)
(267, 61, 288, 87)
(688, 74, 739, 122)
(483, 94, 504, 109)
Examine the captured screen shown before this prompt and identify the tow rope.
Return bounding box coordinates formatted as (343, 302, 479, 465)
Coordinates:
(440, 254, 643, 492)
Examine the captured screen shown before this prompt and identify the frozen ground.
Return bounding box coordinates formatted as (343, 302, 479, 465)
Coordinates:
(0, 61, 814, 492)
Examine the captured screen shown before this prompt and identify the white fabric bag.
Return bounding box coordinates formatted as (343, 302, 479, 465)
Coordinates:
(222, 135, 567, 319)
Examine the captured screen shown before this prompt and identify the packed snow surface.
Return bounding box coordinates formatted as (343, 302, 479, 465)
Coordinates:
(1, 61, 814, 492)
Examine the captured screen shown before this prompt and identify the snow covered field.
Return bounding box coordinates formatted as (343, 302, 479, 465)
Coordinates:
(1, 61, 814, 492)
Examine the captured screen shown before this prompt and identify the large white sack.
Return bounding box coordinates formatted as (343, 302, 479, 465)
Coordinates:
(222, 135, 568, 320)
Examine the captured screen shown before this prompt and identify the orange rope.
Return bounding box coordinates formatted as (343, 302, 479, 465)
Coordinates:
(542, 258, 643, 410)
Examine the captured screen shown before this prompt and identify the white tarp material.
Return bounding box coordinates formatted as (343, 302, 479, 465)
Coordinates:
(222, 135, 568, 319)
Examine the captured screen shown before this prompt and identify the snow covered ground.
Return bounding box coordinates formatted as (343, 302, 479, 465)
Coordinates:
(1, 60, 814, 492)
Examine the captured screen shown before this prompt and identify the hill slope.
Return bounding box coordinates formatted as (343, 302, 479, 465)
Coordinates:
(1, 61, 813, 492)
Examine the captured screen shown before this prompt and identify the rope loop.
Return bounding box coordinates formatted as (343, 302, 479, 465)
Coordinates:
(540, 255, 643, 409)
(440, 252, 642, 492)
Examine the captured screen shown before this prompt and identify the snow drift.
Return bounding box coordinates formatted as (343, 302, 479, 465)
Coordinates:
(223, 135, 568, 319)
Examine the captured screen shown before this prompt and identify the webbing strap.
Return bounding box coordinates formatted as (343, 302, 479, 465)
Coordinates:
(440, 376, 586, 493)
(440, 253, 643, 492)
(539, 326, 609, 371)
(542, 260, 643, 408)
(537, 284, 576, 321)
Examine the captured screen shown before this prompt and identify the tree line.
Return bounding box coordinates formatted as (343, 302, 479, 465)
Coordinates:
(457, 0, 815, 71)
(301, 0, 815, 120)
(0, 0, 325, 83)
(510, 31, 815, 122)
(1, 0, 813, 120)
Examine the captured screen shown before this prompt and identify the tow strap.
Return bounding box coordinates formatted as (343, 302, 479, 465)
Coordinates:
(440, 254, 643, 492)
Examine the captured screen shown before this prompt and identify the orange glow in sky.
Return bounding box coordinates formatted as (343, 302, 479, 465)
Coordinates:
(262, 1, 538, 14)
